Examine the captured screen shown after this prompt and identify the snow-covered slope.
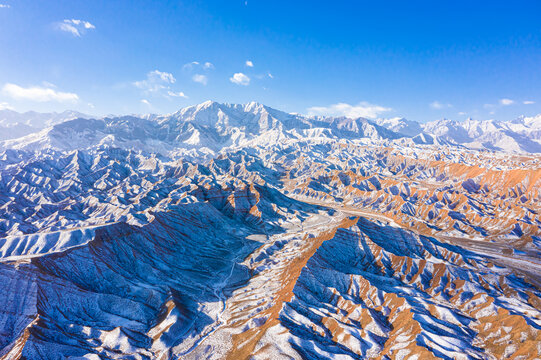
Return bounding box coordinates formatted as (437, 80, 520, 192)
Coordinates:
(0, 102, 540, 359)
(420, 117, 541, 153)
(371, 115, 541, 154)
(4, 105, 541, 154)
(374, 117, 423, 137)
(0, 102, 402, 155)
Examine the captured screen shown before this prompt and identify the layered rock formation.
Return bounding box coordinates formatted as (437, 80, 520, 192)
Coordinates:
(0, 103, 540, 359)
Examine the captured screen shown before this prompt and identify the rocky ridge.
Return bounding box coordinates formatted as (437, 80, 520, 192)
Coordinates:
(0, 102, 540, 359)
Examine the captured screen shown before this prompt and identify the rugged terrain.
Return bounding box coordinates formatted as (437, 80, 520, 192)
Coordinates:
(0, 102, 540, 359)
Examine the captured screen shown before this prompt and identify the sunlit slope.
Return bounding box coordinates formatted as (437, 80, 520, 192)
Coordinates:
(0, 102, 540, 359)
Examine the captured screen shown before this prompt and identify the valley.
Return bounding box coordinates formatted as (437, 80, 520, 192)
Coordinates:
(0, 102, 540, 359)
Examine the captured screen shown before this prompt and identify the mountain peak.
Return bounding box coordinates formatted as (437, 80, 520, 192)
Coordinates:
(196, 100, 219, 110)
(243, 101, 264, 111)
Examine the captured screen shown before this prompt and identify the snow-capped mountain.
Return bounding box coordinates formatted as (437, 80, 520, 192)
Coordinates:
(0, 101, 401, 155)
(419, 117, 541, 153)
(0, 102, 540, 359)
(372, 115, 541, 153)
(373, 116, 423, 137)
(5, 103, 539, 156)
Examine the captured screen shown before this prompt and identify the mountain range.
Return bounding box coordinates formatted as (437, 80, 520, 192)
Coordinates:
(2, 101, 541, 154)
(0, 102, 540, 359)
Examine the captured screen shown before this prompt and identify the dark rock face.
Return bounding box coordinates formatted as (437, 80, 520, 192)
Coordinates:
(1, 205, 260, 359)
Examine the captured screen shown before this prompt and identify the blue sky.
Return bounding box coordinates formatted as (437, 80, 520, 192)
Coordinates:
(0, 0, 540, 122)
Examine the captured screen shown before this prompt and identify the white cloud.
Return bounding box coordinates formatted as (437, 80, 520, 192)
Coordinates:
(2, 83, 79, 102)
(307, 101, 391, 119)
(484, 98, 520, 109)
(523, 100, 535, 105)
(183, 61, 199, 71)
(230, 73, 250, 86)
(458, 111, 466, 115)
(182, 62, 214, 85)
(57, 19, 95, 37)
(167, 90, 187, 98)
(246, 60, 254, 67)
(134, 70, 176, 92)
(150, 70, 175, 83)
(0, 4, 10, 8)
(0, 102, 13, 110)
(192, 74, 208, 85)
(430, 101, 452, 109)
(183, 61, 214, 71)
(134, 70, 186, 99)
(141, 99, 150, 106)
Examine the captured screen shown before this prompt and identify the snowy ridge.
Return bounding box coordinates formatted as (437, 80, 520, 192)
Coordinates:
(0, 102, 540, 359)
(0, 102, 421, 156)
(3, 103, 541, 154)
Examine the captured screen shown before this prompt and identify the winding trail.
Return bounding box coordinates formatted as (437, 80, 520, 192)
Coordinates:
(176, 211, 342, 358)
(176, 252, 244, 357)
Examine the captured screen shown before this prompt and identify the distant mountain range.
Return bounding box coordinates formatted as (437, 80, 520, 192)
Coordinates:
(2, 102, 540, 154)
(0, 109, 90, 141)
(374, 115, 541, 153)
